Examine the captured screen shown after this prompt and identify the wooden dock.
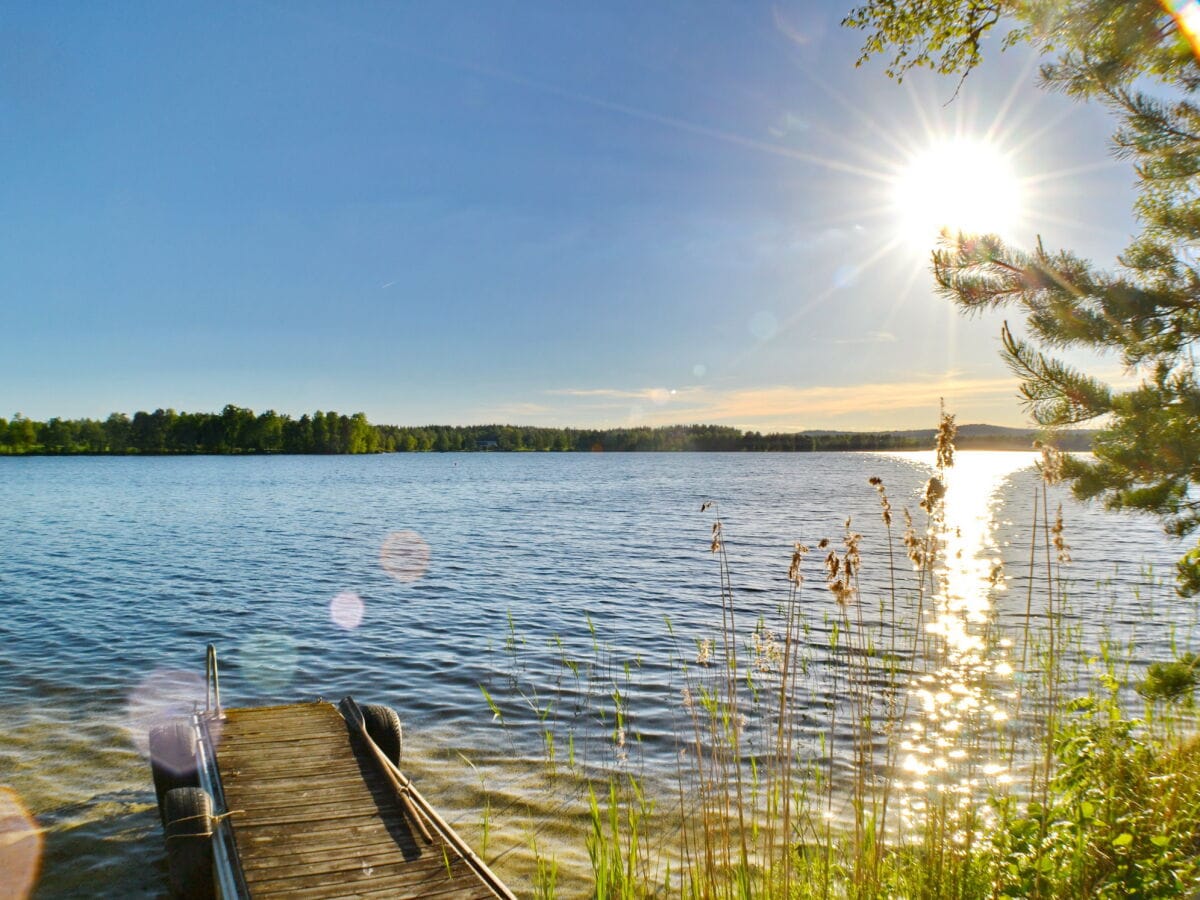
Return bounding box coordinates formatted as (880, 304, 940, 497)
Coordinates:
(209, 701, 508, 899)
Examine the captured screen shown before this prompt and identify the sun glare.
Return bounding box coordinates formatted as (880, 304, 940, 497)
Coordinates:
(893, 138, 1022, 246)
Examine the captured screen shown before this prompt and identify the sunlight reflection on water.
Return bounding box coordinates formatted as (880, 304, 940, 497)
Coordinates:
(889, 451, 1034, 833)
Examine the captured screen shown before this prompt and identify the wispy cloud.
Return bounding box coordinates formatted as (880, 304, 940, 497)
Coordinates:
(832, 330, 897, 345)
(472, 401, 553, 421)
(767, 111, 809, 140)
(786, 224, 866, 252)
(693, 378, 1015, 422)
(548, 388, 649, 399)
(772, 5, 813, 47)
(547, 386, 686, 406)
(538, 376, 1022, 430)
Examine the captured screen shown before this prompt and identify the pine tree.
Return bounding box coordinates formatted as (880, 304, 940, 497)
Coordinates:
(845, 0, 1200, 594)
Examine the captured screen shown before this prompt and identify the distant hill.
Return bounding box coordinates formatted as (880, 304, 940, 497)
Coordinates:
(796, 424, 1095, 452)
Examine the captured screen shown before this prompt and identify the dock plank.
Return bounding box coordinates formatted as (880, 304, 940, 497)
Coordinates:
(250, 862, 493, 899)
(214, 702, 506, 898)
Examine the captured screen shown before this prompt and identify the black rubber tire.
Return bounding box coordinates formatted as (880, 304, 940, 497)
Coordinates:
(163, 787, 214, 900)
(361, 703, 403, 766)
(150, 720, 198, 827)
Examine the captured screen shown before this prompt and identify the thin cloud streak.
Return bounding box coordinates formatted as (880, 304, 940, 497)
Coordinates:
(534, 376, 1022, 430)
(693, 378, 1016, 421)
(547, 388, 654, 399)
(832, 330, 897, 345)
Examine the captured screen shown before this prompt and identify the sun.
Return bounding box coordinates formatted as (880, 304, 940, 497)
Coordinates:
(893, 137, 1022, 246)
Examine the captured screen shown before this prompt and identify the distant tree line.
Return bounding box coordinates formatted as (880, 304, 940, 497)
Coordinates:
(0, 405, 1080, 455)
(372, 423, 931, 453)
(0, 406, 379, 455)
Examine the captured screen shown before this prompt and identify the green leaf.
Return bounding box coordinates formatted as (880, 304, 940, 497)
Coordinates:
(1080, 800, 1095, 819)
(1151, 835, 1170, 848)
(1113, 832, 1133, 848)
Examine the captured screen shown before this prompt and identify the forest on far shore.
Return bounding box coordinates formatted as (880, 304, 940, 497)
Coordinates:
(0, 405, 1094, 455)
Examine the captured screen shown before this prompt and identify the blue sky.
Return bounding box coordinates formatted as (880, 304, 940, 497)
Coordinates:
(2, 2, 1136, 429)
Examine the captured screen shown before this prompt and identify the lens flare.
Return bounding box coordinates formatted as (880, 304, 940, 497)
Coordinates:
(1164, 0, 1200, 58)
(124, 668, 205, 758)
(329, 591, 365, 630)
(748, 310, 779, 341)
(0, 789, 41, 900)
(833, 264, 859, 288)
(380, 530, 431, 582)
(149, 719, 199, 779)
(238, 633, 300, 693)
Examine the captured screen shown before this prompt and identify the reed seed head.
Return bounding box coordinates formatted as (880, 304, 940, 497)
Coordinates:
(920, 476, 947, 513)
(752, 628, 782, 673)
(1035, 441, 1065, 486)
(788, 542, 809, 585)
(903, 508, 927, 568)
(936, 403, 957, 469)
(1052, 503, 1071, 562)
(870, 476, 893, 527)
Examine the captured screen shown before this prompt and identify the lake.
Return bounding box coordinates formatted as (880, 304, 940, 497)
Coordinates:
(0, 451, 1187, 896)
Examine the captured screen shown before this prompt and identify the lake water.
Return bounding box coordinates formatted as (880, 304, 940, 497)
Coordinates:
(0, 452, 1188, 896)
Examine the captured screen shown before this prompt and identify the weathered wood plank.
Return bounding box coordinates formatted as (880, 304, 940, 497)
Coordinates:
(221, 773, 367, 793)
(234, 837, 419, 871)
(247, 853, 467, 887)
(289, 877, 503, 900)
(222, 780, 370, 804)
(234, 815, 411, 849)
(222, 747, 352, 764)
(222, 761, 367, 780)
(248, 856, 484, 895)
(213, 701, 505, 899)
(220, 734, 338, 749)
(225, 787, 374, 816)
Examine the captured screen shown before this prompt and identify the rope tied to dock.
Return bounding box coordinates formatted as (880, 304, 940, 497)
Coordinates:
(164, 808, 243, 841)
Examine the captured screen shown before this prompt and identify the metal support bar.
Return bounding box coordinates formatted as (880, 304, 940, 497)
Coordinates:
(195, 712, 249, 900)
(205, 644, 221, 717)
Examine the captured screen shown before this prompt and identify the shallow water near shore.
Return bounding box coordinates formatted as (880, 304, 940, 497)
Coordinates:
(0, 451, 1188, 896)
